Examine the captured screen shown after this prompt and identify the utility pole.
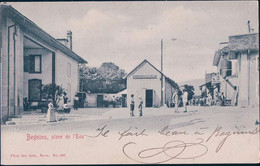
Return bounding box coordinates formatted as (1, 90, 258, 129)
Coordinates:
(161, 39, 164, 106)
(161, 39, 163, 72)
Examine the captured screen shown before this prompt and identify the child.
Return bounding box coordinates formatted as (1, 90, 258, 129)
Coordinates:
(130, 94, 135, 117)
(138, 96, 143, 117)
(63, 103, 71, 113)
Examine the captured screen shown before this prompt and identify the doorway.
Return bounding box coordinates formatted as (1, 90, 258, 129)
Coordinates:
(146, 90, 153, 107)
(97, 95, 104, 108)
(28, 79, 42, 102)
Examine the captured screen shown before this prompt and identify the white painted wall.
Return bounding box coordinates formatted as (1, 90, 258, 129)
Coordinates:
(248, 53, 259, 107)
(86, 93, 97, 107)
(127, 62, 162, 108)
(239, 52, 249, 107)
(56, 50, 79, 106)
(1, 17, 24, 118)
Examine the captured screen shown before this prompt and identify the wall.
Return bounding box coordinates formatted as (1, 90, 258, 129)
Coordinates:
(165, 80, 175, 105)
(23, 48, 52, 99)
(86, 94, 97, 107)
(1, 16, 24, 122)
(23, 32, 79, 107)
(217, 55, 239, 101)
(226, 77, 238, 100)
(127, 62, 162, 108)
(1, 12, 82, 122)
(239, 52, 249, 107)
(238, 51, 259, 107)
(56, 50, 79, 106)
(248, 52, 259, 107)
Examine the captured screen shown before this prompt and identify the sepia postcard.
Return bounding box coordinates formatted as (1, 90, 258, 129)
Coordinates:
(0, 1, 259, 164)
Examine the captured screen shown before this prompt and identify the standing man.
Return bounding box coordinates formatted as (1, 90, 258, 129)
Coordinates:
(130, 94, 135, 117)
(74, 94, 79, 110)
(63, 92, 68, 104)
(23, 97, 29, 111)
(183, 90, 188, 113)
(138, 96, 143, 117)
(220, 92, 225, 106)
(172, 90, 179, 113)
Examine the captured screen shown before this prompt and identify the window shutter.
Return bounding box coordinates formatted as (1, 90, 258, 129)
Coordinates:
(24, 56, 29, 72)
(29, 55, 35, 73)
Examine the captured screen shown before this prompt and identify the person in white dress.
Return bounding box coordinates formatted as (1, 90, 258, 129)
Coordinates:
(47, 101, 57, 122)
(172, 90, 179, 112)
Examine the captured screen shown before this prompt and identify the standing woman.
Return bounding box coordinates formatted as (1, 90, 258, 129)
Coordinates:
(130, 94, 135, 117)
(182, 90, 188, 113)
(172, 90, 179, 113)
(47, 101, 57, 122)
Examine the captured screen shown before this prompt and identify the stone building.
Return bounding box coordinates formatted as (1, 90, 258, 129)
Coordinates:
(213, 33, 259, 107)
(0, 4, 87, 122)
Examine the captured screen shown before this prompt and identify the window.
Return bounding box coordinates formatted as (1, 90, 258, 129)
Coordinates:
(228, 52, 239, 60)
(29, 55, 41, 73)
(67, 62, 71, 77)
(231, 60, 238, 76)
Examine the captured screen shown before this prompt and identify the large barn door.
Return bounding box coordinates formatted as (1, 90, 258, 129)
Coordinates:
(28, 79, 42, 102)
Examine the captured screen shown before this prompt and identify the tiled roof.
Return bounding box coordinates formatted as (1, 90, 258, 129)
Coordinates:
(228, 33, 259, 51)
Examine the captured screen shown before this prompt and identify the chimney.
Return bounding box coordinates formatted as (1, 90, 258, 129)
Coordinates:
(248, 20, 251, 33)
(67, 30, 72, 50)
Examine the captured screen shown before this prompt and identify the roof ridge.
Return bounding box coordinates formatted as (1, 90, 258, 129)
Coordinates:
(2, 5, 87, 63)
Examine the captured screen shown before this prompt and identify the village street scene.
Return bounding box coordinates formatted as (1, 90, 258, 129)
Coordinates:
(0, 1, 259, 164)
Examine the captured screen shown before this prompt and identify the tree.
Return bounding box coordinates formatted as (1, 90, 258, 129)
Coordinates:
(41, 83, 63, 106)
(183, 84, 195, 101)
(79, 62, 127, 93)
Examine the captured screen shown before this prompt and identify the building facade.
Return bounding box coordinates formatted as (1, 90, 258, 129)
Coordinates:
(0, 5, 87, 122)
(126, 60, 178, 108)
(213, 33, 259, 107)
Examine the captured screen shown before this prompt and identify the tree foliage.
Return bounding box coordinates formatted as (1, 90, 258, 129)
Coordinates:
(79, 62, 127, 93)
(183, 84, 195, 101)
(41, 83, 63, 106)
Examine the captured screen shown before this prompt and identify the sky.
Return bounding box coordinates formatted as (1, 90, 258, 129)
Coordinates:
(9, 1, 258, 83)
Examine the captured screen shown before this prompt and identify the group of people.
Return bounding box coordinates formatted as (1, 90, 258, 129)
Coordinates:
(129, 89, 189, 116)
(190, 92, 229, 107)
(171, 89, 189, 113)
(47, 92, 78, 122)
(130, 94, 143, 117)
(63, 92, 79, 110)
